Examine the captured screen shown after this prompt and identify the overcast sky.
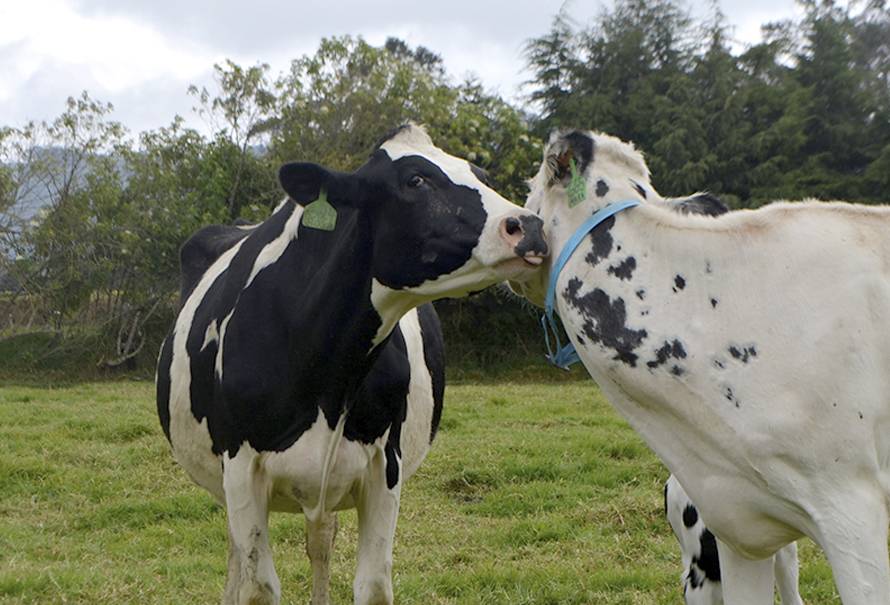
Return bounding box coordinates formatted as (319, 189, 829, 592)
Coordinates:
(1, 0, 803, 137)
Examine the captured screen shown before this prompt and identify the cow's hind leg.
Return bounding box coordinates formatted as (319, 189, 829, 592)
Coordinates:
(716, 538, 775, 604)
(814, 488, 890, 604)
(305, 511, 338, 605)
(353, 446, 401, 605)
(773, 542, 803, 605)
(223, 450, 281, 605)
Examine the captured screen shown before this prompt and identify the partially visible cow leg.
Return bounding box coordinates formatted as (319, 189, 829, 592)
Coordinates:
(222, 525, 242, 605)
(353, 447, 401, 605)
(773, 542, 803, 605)
(715, 538, 775, 604)
(815, 489, 890, 604)
(223, 450, 281, 605)
(305, 511, 338, 605)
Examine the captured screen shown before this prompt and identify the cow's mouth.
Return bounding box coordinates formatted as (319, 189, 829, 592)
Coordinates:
(495, 254, 547, 278)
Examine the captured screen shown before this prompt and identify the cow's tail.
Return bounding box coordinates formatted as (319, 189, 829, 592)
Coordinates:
(304, 411, 348, 524)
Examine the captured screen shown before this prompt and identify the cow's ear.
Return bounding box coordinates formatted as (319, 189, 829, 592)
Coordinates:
(278, 162, 361, 207)
(547, 130, 594, 184)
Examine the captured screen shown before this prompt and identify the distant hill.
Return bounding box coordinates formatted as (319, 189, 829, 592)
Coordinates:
(4, 146, 138, 222)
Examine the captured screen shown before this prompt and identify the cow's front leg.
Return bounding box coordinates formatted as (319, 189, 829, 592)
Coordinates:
(353, 444, 401, 605)
(305, 511, 339, 605)
(716, 537, 775, 604)
(222, 525, 242, 605)
(223, 448, 281, 605)
(815, 487, 890, 605)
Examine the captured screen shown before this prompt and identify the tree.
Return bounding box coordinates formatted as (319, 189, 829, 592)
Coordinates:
(850, 0, 890, 199)
(384, 37, 446, 76)
(1, 93, 128, 327)
(524, 0, 890, 206)
(270, 36, 539, 202)
(189, 60, 279, 218)
(524, 10, 581, 125)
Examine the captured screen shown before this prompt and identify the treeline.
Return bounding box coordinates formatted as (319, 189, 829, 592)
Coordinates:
(0, 0, 888, 372)
(526, 0, 890, 206)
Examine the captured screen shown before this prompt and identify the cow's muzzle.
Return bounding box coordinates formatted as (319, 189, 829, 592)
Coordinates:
(499, 215, 548, 266)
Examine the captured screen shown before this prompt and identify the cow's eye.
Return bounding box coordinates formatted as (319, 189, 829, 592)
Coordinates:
(407, 174, 426, 188)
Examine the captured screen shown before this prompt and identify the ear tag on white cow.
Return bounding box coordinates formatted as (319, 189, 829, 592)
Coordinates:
(301, 189, 337, 231)
(566, 158, 587, 207)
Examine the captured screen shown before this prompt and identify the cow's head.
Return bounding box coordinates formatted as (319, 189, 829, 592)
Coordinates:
(510, 129, 726, 307)
(278, 124, 547, 317)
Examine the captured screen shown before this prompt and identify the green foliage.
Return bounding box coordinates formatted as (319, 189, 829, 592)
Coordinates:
(271, 36, 451, 170)
(188, 60, 280, 217)
(270, 36, 539, 202)
(2, 93, 129, 327)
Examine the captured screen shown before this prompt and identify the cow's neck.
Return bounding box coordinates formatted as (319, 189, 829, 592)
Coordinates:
(548, 174, 654, 247)
(369, 282, 422, 347)
(553, 185, 748, 483)
(552, 175, 709, 380)
(269, 203, 396, 393)
(278, 202, 427, 387)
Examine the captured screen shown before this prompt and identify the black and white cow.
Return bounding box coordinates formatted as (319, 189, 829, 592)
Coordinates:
(514, 129, 890, 604)
(155, 124, 547, 605)
(665, 475, 803, 604)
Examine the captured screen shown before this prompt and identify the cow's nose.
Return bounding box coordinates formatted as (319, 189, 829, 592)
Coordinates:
(499, 214, 549, 265)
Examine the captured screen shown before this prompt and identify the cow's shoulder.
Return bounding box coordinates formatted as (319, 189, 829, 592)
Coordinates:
(666, 193, 729, 217)
(179, 223, 255, 302)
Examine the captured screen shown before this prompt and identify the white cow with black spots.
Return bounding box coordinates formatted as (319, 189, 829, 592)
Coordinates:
(511, 128, 890, 604)
(656, 192, 804, 604)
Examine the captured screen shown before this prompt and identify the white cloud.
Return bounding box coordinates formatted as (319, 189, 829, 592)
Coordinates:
(1, 0, 802, 135)
(2, 0, 212, 91)
(0, 0, 216, 130)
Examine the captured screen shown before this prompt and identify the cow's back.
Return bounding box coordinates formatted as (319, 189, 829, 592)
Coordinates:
(178, 223, 255, 303)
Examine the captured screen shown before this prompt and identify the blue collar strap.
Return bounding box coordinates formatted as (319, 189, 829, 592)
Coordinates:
(542, 199, 641, 370)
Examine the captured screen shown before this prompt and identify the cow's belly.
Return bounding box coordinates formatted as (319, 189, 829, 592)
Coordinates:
(596, 376, 886, 557)
(169, 402, 384, 512)
(263, 410, 384, 513)
(167, 389, 436, 514)
(168, 384, 224, 502)
(681, 472, 806, 558)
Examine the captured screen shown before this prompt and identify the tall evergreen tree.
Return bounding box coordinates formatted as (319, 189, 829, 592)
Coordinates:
(525, 0, 890, 206)
(524, 11, 582, 129)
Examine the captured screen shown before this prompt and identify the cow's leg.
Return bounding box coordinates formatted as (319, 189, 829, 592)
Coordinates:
(814, 489, 890, 604)
(223, 450, 281, 605)
(773, 542, 803, 605)
(305, 511, 338, 605)
(715, 537, 775, 604)
(353, 446, 401, 605)
(222, 525, 242, 605)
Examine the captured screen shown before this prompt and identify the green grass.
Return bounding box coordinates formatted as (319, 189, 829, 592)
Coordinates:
(0, 381, 840, 604)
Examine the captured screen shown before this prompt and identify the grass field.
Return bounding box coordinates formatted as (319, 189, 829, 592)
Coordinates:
(1, 380, 841, 604)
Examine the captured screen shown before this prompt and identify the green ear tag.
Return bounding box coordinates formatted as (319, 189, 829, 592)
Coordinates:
(301, 189, 337, 231)
(566, 158, 587, 207)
